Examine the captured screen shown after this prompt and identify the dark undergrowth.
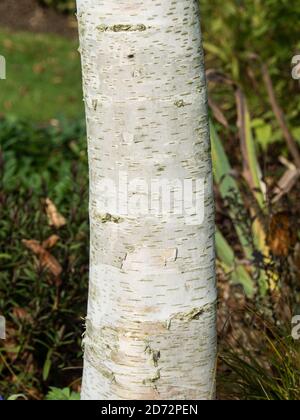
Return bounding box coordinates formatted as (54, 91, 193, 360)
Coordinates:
(0, 118, 88, 399)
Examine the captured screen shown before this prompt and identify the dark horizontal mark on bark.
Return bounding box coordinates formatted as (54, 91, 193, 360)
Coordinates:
(97, 24, 148, 33)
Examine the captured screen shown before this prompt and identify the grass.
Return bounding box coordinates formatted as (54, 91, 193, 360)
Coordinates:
(219, 311, 300, 400)
(0, 29, 83, 121)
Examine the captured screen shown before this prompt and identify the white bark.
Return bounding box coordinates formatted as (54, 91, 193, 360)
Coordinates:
(77, 0, 217, 400)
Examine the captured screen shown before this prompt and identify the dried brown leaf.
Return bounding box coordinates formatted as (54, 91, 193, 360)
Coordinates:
(267, 212, 297, 257)
(22, 239, 62, 277)
(12, 307, 33, 324)
(45, 198, 67, 229)
(272, 159, 300, 203)
(42, 234, 60, 249)
(208, 97, 229, 129)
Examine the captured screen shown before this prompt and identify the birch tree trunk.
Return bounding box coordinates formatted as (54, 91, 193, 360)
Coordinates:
(77, 0, 217, 400)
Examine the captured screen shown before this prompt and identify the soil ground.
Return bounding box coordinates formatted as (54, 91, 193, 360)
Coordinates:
(0, 0, 77, 38)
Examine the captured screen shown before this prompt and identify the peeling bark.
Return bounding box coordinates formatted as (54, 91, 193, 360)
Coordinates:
(77, 0, 217, 400)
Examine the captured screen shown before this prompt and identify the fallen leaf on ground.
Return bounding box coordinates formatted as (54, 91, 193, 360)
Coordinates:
(42, 234, 60, 249)
(44, 198, 67, 229)
(12, 307, 33, 324)
(22, 239, 62, 277)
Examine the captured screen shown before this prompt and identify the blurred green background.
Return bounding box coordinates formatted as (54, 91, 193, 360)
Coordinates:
(0, 30, 82, 121)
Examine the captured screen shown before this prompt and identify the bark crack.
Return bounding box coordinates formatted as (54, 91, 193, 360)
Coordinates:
(143, 369, 161, 387)
(144, 344, 161, 368)
(166, 301, 216, 329)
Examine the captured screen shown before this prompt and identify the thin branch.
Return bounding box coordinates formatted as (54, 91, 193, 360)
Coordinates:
(261, 63, 300, 168)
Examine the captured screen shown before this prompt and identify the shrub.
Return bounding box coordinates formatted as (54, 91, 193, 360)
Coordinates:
(39, 0, 75, 14)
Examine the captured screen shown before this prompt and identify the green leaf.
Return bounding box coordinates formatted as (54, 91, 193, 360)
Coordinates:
(7, 394, 27, 400)
(238, 98, 265, 209)
(216, 230, 254, 297)
(43, 349, 53, 382)
(211, 122, 253, 259)
(203, 42, 228, 62)
(45, 387, 80, 401)
(252, 119, 273, 150)
(231, 265, 255, 298)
